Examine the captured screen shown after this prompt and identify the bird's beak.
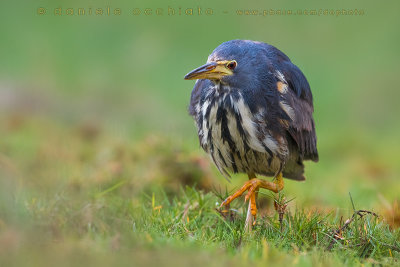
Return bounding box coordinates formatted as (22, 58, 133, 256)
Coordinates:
(184, 61, 233, 80)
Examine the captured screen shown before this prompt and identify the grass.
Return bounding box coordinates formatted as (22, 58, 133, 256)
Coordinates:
(1, 116, 399, 267)
(2, 183, 399, 267)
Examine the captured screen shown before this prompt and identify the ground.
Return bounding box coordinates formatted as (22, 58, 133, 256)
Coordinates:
(0, 117, 399, 267)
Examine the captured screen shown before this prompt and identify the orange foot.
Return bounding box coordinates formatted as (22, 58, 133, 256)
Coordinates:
(220, 173, 284, 223)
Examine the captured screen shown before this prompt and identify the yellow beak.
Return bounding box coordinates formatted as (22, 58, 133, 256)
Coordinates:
(184, 60, 233, 80)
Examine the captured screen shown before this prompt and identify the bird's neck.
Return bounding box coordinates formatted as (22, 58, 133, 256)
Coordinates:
(212, 80, 231, 94)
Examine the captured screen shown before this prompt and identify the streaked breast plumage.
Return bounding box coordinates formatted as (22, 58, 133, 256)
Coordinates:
(193, 84, 288, 179)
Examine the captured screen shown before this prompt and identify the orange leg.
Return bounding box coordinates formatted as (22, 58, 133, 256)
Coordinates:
(220, 172, 284, 222)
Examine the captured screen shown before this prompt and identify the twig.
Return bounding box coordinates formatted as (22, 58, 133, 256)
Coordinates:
(327, 210, 378, 251)
(274, 194, 291, 232)
(379, 242, 400, 253)
(181, 200, 190, 223)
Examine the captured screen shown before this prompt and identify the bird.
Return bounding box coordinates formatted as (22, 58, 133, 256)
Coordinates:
(184, 40, 318, 229)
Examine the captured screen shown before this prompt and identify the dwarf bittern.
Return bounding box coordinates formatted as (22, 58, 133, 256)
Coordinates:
(184, 40, 318, 230)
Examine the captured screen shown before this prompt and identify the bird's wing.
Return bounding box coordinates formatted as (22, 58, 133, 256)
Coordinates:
(276, 60, 319, 162)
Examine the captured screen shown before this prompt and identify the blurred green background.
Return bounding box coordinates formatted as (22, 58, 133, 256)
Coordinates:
(0, 0, 399, 265)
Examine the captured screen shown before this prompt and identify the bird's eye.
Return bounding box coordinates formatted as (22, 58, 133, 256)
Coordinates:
(226, 60, 237, 70)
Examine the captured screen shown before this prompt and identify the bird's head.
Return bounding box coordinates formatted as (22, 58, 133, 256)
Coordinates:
(184, 40, 269, 89)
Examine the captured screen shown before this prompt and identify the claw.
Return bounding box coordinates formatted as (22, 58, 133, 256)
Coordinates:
(220, 174, 285, 226)
(250, 192, 257, 216)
